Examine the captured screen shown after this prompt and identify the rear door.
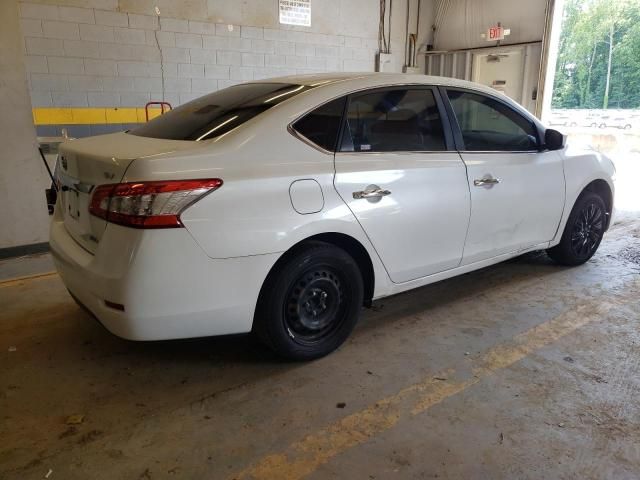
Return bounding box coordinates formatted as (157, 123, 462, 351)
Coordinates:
(333, 86, 471, 283)
(443, 88, 565, 265)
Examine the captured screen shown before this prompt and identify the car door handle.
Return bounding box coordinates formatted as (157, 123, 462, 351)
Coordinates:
(474, 177, 500, 187)
(352, 186, 392, 200)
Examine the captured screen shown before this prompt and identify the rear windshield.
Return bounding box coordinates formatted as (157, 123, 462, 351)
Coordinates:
(129, 83, 311, 141)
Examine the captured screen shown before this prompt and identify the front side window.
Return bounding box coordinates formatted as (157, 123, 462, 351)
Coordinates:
(292, 97, 346, 152)
(446, 90, 538, 151)
(340, 88, 446, 152)
(130, 83, 311, 141)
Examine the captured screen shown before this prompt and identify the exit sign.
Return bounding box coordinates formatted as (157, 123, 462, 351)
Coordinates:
(487, 26, 504, 40)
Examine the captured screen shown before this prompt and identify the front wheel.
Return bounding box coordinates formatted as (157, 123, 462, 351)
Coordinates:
(547, 192, 607, 266)
(253, 242, 364, 360)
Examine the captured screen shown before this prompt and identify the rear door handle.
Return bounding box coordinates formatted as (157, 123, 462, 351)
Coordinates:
(352, 185, 392, 200)
(474, 177, 500, 187)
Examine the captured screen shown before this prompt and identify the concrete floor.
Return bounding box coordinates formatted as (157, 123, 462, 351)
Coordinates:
(1, 216, 639, 480)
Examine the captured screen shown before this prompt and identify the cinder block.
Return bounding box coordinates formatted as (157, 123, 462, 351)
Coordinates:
(227, 37, 252, 52)
(68, 75, 103, 91)
(26, 37, 63, 56)
(202, 35, 229, 51)
(265, 55, 286, 67)
(160, 18, 189, 33)
(84, 58, 117, 76)
(59, 6, 95, 24)
(64, 40, 100, 59)
(178, 63, 205, 78)
(147, 62, 162, 77)
(216, 50, 241, 66)
(306, 56, 326, 70)
(251, 39, 275, 54)
(325, 57, 341, 71)
(229, 66, 253, 81)
(264, 67, 293, 77)
(362, 38, 379, 50)
(153, 31, 175, 47)
(79, 24, 114, 43)
(88, 92, 121, 107)
(114, 27, 147, 45)
(241, 53, 264, 67)
(175, 33, 202, 49)
(275, 41, 295, 56)
(263, 29, 287, 41)
(20, 19, 43, 37)
(189, 48, 216, 65)
(350, 48, 371, 61)
(52, 91, 88, 107)
(285, 55, 307, 68)
(101, 44, 160, 62)
(102, 76, 135, 92)
(326, 35, 345, 47)
(204, 65, 230, 79)
(129, 14, 158, 31)
(180, 92, 202, 103)
(134, 77, 162, 92)
(189, 21, 216, 35)
(295, 43, 315, 57)
(344, 36, 362, 48)
(315, 45, 339, 58)
(164, 77, 192, 93)
(191, 78, 218, 93)
(95, 10, 128, 27)
(159, 47, 189, 63)
(343, 58, 374, 71)
(24, 55, 48, 73)
(161, 63, 178, 78)
(48, 56, 84, 75)
(216, 23, 240, 37)
(241, 26, 263, 39)
(150, 93, 179, 105)
(117, 61, 151, 77)
(20, 3, 59, 20)
(29, 91, 53, 107)
(253, 67, 269, 80)
(120, 92, 150, 107)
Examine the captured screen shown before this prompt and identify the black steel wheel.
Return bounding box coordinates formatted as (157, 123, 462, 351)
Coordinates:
(547, 192, 607, 266)
(254, 242, 363, 360)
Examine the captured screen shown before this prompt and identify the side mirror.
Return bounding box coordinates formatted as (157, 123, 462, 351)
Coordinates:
(544, 128, 566, 151)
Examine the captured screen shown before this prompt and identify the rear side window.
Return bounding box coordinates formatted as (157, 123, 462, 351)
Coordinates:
(446, 90, 538, 151)
(129, 83, 311, 141)
(340, 88, 446, 152)
(292, 97, 346, 152)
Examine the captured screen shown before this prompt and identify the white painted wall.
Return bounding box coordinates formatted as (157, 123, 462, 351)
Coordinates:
(0, 0, 51, 249)
(20, 0, 429, 110)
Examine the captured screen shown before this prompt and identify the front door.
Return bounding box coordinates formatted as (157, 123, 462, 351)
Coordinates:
(333, 87, 470, 283)
(444, 88, 565, 265)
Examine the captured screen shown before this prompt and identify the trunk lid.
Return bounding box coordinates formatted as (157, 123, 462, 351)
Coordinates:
(57, 132, 195, 253)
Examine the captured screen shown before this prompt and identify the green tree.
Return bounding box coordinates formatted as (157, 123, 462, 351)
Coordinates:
(552, 0, 640, 109)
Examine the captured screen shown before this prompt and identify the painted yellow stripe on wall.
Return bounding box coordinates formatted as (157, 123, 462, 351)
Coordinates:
(32, 107, 165, 125)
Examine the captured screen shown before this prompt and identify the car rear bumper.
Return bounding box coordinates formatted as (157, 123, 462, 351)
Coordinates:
(49, 217, 280, 341)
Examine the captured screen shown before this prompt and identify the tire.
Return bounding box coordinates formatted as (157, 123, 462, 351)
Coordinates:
(253, 242, 364, 361)
(547, 192, 607, 266)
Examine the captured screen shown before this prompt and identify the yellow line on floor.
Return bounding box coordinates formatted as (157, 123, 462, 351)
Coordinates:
(0, 271, 58, 287)
(232, 297, 623, 480)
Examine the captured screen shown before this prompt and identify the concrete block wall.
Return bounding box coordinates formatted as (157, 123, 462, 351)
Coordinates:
(19, 1, 383, 118)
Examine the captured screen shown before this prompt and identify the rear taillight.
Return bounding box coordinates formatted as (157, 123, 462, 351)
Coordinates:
(89, 179, 222, 228)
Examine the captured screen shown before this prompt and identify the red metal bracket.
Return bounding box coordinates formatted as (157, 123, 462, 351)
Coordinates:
(145, 101, 172, 122)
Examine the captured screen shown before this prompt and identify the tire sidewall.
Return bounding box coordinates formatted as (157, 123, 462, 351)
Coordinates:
(257, 244, 364, 360)
(554, 192, 606, 265)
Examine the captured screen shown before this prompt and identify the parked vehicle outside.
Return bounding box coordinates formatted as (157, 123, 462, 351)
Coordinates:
(50, 73, 616, 360)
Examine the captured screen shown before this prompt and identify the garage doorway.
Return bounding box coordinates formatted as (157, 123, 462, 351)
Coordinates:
(545, 0, 640, 216)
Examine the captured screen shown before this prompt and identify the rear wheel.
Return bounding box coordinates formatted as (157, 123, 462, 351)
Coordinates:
(547, 192, 606, 266)
(254, 242, 363, 360)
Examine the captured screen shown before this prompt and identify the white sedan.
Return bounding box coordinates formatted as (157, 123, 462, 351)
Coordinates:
(50, 73, 615, 360)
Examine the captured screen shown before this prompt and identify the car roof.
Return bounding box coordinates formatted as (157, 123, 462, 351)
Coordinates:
(252, 72, 498, 94)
